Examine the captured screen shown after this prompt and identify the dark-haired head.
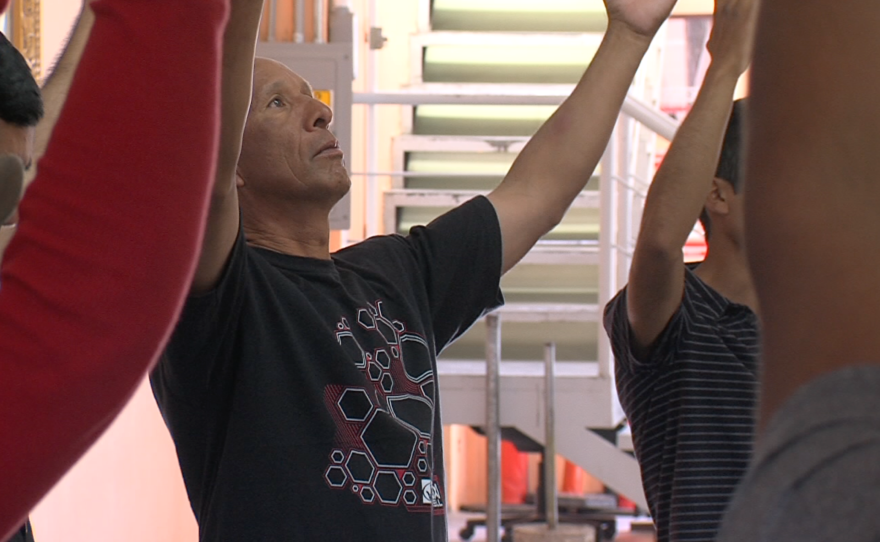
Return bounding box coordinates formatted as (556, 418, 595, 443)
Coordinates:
(0, 31, 43, 127)
(0, 32, 42, 225)
(700, 98, 746, 241)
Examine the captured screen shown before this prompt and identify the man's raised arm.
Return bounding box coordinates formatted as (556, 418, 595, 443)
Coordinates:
(26, 3, 95, 182)
(747, 0, 880, 427)
(626, 0, 756, 356)
(486, 0, 676, 275)
(190, 0, 264, 293)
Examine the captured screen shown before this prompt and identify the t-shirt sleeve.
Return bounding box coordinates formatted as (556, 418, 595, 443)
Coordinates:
(603, 277, 689, 373)
(402, 196, 505, 351)
(152, 226, 250, 399)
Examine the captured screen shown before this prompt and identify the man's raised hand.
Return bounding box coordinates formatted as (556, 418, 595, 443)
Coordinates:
(604, 0, 678, 41)
(707, 0, 759, 76)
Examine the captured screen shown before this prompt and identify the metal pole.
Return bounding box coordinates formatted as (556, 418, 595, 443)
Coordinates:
(617, 117, 633, 289)
(366, 104, 378, 236)
(365, 0, 379, 237)
(294, 0, 305, 43)
(268, 0, 277, 41)
(544, 342, 559, 530)
(485, 313, 502, 542)
(598, 127, 618, 379)
(314, 0, 326, 43)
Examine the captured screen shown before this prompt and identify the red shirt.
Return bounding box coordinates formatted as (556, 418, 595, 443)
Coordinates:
(0, 0, 228, 536)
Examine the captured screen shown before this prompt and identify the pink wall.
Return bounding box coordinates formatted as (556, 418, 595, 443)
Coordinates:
(29, 378, 197, 542)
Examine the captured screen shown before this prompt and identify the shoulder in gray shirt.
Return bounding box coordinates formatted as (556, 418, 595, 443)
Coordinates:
(717, 365, 880, 542)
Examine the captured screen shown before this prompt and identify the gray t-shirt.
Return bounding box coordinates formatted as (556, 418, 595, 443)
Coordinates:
(717, 365, 880, 542)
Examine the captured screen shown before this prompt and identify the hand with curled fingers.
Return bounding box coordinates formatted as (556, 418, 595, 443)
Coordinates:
(707, 0, 761, 76)
(604, 0, 679, 41)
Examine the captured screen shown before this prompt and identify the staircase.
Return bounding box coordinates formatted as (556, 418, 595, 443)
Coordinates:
(380, 0, 673, 509)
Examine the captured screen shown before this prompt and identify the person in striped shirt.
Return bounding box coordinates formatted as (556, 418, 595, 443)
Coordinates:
(602, 0, 759, 540)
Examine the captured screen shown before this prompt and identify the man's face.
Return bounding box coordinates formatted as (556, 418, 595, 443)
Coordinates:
(237, 59, 350, 207)
(0, 119, 34, 225)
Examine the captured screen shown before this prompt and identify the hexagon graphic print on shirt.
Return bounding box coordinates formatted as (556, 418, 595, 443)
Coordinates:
(324, 301, 444, 511)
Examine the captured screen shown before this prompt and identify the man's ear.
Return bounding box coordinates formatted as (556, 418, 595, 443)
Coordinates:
(705, 177, 731, 216)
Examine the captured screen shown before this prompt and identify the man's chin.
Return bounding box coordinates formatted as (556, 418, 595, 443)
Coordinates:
(327, 183, 351, 206)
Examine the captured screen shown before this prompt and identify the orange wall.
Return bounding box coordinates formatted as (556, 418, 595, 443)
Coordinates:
(259, 0, 326, 43)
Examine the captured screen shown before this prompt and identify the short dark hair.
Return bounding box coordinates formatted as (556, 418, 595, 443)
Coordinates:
(700, 98, 746, 240)
(0, 32, 43, 127)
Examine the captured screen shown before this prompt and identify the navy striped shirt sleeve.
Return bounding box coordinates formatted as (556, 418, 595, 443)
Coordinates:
(604, 285, 688, 372)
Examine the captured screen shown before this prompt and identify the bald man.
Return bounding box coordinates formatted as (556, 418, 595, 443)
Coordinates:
(152, 0, 682, 540)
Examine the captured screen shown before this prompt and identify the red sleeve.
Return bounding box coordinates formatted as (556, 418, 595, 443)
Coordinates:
(0, 0, 228, 536)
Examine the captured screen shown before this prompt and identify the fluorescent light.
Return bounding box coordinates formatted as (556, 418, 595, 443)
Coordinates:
(408, 152, 602, 176)
(434, 0, 606, 14)
(425, 44, 598, 67)
(416, 105, 558, 121)
(408, 153, 515, 174)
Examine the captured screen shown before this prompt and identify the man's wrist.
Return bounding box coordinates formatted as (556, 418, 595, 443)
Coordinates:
(704, 59, 746, 85)
(604, 21, 654, 53)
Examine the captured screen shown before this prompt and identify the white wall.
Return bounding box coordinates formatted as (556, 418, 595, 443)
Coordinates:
(39, 0, 79, 74)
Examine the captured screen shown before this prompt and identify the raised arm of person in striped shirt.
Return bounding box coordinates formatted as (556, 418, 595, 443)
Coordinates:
(0, 0, 228, 536)
(626, 0, 757, 358)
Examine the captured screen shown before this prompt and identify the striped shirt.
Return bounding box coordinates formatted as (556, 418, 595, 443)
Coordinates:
(603, 267, 759, 542)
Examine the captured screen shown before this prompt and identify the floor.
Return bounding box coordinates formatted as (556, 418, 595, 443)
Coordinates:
(447, 512, 655, 542)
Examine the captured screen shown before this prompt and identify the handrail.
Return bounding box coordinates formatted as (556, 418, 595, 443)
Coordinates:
(353, 91, 679, 140)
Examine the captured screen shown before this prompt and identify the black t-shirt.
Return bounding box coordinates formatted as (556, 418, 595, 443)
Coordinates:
(151, 196, 504, 542)
(603, 267, 759, 542)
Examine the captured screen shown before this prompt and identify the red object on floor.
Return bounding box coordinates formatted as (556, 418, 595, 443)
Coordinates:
(562, 460, 586, 494)
(501, 441, 529, 504)
(619, 496, 638, 511)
